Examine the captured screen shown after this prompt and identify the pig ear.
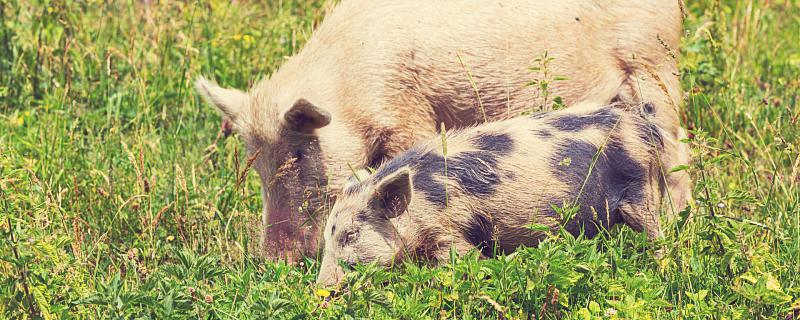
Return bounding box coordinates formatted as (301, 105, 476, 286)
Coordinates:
(195, 77, 248, 124)
(371, 168, 413, 219)
(284, 99, 332, 133)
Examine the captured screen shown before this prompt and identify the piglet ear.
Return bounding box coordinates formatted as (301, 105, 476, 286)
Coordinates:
(284, 99, 332, 133)
(195, 76, 248, 126)
(372, 168, 413, 219)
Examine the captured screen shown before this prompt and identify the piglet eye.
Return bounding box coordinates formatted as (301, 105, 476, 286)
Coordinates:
(341, 230, 359, 245)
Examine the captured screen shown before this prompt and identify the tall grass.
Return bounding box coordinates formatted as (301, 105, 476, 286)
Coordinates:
(1, 0, 798, 318)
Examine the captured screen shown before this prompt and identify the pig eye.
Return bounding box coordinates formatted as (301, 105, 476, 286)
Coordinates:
(341, 230, 359, 245)
(293, 151, 304, 161)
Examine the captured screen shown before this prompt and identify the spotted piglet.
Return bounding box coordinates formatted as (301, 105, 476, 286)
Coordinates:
(316, 102, 675, 286)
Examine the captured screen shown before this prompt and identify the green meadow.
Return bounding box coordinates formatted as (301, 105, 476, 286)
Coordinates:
(1, 0, 798, 318)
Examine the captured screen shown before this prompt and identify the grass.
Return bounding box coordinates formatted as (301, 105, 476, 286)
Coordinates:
(1, 0, 798, 318)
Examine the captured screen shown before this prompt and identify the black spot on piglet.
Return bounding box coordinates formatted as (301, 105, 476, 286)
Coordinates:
(472, 132, 514, 155)
(464, 213, 496, 257)
(533, 129, 552, 138)
(548, 139, 645, 238)
(368, 133, 516, 208)
(635, 122, 664, 150)
(548, 108, 620, 132)
(449, 154, 505, 197)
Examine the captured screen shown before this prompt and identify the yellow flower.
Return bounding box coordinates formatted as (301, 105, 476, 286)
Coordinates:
(315, 289, 331, 298)
(658, 256, 671, 272)
(233, 34, 242, 41)
(9, 115, 23, 127)
(242, 35, 255, 45)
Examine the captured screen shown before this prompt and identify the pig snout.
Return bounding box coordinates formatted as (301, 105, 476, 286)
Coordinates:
(316, 257, 346, 287)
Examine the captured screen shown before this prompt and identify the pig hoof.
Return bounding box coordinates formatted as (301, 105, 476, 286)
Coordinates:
(221, 120, 233, 137)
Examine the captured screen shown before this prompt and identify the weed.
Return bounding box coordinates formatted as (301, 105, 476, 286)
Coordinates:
(526, 51, 569, 113)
